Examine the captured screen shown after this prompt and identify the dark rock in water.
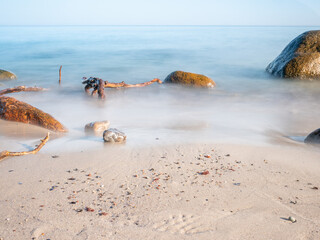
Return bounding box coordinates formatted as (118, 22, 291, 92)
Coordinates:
(164, 71, 215, 87)
(304, 128, 320, 144)
(0, 96, 67, 132)
(0, 69, 17, 80)
(103, 128, 126, 143)
(266, 31, 320, 79)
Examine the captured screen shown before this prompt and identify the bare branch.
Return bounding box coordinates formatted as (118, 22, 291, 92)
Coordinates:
(104, 78, 162, 88)
(82, 77, 162, 98)
(0, 133, 50, 161)
(59, 66, 62, 85)
(0, 86, 45, 96)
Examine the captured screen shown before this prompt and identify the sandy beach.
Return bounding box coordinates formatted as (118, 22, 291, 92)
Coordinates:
(1, 139, 320, 239)
(1, 24, 320, 240)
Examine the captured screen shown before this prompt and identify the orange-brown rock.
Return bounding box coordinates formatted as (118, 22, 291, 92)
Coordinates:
(0, 96, 67, 132)
(164, 71, 215, 87)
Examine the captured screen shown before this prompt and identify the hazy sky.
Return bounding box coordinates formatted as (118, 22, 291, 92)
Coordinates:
(1, 0, 320, 25)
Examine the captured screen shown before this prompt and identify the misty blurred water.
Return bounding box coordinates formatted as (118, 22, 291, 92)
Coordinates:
(1, 26, 320, 151)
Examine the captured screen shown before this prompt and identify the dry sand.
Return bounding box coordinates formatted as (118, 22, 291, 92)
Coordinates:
(0, 140, 320, 240)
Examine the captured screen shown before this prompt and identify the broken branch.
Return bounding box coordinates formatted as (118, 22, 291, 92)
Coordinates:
(98, 78, 105, 99)
(104, 78, 162, 88)
(82, 77, 162, 98)
(59, 66, 62, 85)
(0, 86, 45, 96)
(0, 133, 50, 161)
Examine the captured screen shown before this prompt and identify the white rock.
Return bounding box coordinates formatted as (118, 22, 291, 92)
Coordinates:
(85, 120, 110, 133)
(103, 128, 126, 143)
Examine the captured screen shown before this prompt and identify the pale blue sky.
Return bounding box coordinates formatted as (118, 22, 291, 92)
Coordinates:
(1, 0, 320, 25)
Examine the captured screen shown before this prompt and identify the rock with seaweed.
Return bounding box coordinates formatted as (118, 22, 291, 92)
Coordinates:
(164, 71, 215, 87)
(0, 96, 67, 132)
(266, 31, 320, 79)
(0, 69, 17, 80)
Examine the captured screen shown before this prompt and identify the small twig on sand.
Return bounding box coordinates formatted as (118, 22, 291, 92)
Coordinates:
(0, 133, 50, 161)
(59, 66, 62, 85)
(0, 86, 45, 96)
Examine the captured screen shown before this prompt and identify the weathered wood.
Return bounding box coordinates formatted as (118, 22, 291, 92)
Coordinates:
(82, 77, 162, 97)
(0, 133, 50, 161)
(59, 66, 62, 85)
(98, 78, 105, 99)
(84, 84, 91, 94)
(104, 78, 162, 88)
(0, 86, 45, 96)
(0, 96, 67, 132)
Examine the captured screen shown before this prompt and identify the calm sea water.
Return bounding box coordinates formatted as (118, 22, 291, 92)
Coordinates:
(1, 26, 320, 151)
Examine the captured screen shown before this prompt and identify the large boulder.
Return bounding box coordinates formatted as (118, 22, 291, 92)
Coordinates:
(266, 31, 320, 78)
(164, 71, 215, 87)
(304, 128, 320, 144)
(0, 96, 67, 132)
(0, 69, 17, 80)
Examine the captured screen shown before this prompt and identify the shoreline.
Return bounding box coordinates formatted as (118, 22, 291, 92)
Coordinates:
(1, 142, 320, 239)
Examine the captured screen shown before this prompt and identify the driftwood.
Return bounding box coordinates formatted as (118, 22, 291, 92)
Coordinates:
(82, 77, 162, 98)
(59, 66, 62, 85)
(0, 133, 50, 161)
(0, 86, 45, 96)
(98, 78, 105, 99)
(0, 96, 67, 132)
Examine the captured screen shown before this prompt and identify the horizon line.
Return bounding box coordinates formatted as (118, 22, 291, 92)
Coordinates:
(0, 24, 320, 27)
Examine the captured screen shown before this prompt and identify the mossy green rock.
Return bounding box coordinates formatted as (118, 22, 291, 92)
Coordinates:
(0, 69, 17, 80)
(266, 31, 320, 79)
(164, 71, 215, 87)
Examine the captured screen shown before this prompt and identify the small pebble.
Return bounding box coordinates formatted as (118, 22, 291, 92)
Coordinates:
(288, 216, 297, 223)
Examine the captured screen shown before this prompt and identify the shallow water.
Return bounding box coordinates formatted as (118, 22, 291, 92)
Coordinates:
(1, 26, 320, 152)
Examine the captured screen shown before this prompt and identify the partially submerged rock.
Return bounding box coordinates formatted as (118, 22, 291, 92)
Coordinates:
(0, 69, 17, 80)
(0, 96, 67, 132)
(164, 71, 215, 87)
(103, 128, 126, 143)
(304, 128, 320, 144)
(266, 31, 320, 78)
(85, 120, 110, 133)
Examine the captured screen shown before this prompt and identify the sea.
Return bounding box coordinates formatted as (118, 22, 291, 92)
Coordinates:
(1, 26, 320, 152)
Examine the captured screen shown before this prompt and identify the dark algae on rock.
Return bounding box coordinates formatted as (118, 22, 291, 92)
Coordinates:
(0, 96, 67, 132)
(266, 30, 320, 79)
(0, 69, 17, 80)
(164, 71, 215, 87)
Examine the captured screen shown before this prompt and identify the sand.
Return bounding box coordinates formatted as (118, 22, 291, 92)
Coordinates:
(1, 140, 320, 240)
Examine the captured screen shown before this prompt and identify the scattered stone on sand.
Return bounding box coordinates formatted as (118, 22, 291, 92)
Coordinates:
(266, 30, 320, 79)
(103, 128, 126, 143)
(0, 96, 67, 132)
(85, 120, 110, 133)
(0, 69, 17, 80)
(304, 128, 320, 144)
(164, 71, 216, 87)
(288, 216, 297, 223)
